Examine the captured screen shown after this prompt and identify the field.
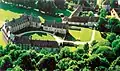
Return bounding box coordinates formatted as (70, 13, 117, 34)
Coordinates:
(0, 31, 7, 47)
(94, 30, 106, 42)
(69, 27, 105, 42)
(69, 28, 92, 42)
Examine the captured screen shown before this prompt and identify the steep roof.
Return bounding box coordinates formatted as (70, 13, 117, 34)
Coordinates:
(68, 17, 89, 23)
(5, 15, 29, 27)
(43, 22, 69, 29)
(5, 14, 40, 27)
(89, 17, 99, 22)
(13, 36, 58, 47)
(68, 17, 99, 23)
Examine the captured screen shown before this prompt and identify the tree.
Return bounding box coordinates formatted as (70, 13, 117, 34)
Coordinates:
(88, 11, 94, 17)
(37, 0, 57, 15)
(91, 40, 98, 46)
(113, 23, 120, 33)
(106, 33, 116, 43)
(92, 46, 116, 62)
(9, 50, 24, 61)
(109, 56, 120, 70)
(57, 58, 77, 70)
(113, 43, 120, 57)
(59, 47, 70, 58)
(97, 17, 108, 31)
(0, 55, 13, 70)
(11, 65, 23, 71)
(15, 51, 36, 70)
(59, 47, 84, 60)
(5, 43, 20, 52)
(108, 18, 119, 32)
(0, 45, 4, 57)
(93, 40, 111, 48)
(68, 65, 79, 71)
(112, 39, 120, 57)
(83, 43, 89, 53)
(54, 0, 65, 9)
(110, 0, 118, 8)
(36, 55, 56, 70)
(112, 39, 120, 48)
(95, 66, 107, 71)
(85, 54, 101, 70)
(99, 8, 107, 17)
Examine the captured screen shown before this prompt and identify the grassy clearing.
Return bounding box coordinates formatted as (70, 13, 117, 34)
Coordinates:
(23, 32, 55, 41)
(94, 30, 106, 42)
(0, 32, 7, 47)
(0, 3, 63, 23)
(69, 28, 92, 42)
(31, 33, 55, 41)
(0, 9, 21, 21)
(64, 44, 84, 52)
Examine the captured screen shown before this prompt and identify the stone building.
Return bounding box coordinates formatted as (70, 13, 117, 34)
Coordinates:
(2, 14, 41, 41)
(63, 16, 99, 27)
(43, 22, 69, 34)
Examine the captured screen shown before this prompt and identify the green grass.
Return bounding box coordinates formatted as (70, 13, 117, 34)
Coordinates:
(31, 33, 55, 41)
(94, 30, 106, 42)
(23, 32, 55, 41)
(69, 28, 92, 42)
(0, 3, 64, 23)
(0, 32, 7, 47)
(0, 9, 21, 21)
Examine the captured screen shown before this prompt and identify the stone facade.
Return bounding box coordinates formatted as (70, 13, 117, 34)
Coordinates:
(2, 14, 41, 41)
(43, 22, 69, 34)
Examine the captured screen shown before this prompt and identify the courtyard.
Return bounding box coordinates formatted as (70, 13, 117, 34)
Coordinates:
(0, 2, 105, 47)
(22, 32, 55, 41)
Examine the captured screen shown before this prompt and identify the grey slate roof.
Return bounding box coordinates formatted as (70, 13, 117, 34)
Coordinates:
(13, 36, 58, 47)
(5, 15, 29, 27)
(43, 22, 69, 29)
(68, 17, 89, 23)
(68, 17, 99, 23)
(5, 14, 40, 27)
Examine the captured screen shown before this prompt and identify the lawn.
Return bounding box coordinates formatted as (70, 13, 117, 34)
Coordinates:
(94, 30, 106, 42)
(0, 3, 68, 23)
(23, 32, 55, 41)
(69, 27, 92, 42)
(31, 33, 55, 41)
(0, 9, 21, 22)
(0, 31, 7, 47)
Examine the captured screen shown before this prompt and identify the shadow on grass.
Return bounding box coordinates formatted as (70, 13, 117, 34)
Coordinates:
(0, 3, 62, 22)
(65, 33, 76, 41)
(23, 32, 47, 37)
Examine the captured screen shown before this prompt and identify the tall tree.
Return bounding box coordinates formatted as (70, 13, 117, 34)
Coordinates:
(37, 0, 57, 15)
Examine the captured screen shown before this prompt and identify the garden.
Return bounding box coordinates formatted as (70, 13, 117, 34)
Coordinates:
(22, 32, 55, 41)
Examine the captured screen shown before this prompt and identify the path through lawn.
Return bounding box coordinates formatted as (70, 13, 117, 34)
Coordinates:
(69, 27, 92, 42)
